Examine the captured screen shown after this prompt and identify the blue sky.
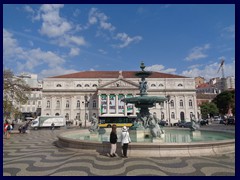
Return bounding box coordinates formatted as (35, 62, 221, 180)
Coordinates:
(3, 4, 235, 80)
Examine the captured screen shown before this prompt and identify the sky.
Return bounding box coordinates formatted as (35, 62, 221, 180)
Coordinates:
(3, 4, 235, 80)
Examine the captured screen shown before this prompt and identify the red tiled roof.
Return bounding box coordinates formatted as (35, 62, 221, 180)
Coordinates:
(197, 83, 212, 88)
(49, 71, 188, 79)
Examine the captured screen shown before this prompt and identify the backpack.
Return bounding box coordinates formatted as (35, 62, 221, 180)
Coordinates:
(7, 125, 11, 131)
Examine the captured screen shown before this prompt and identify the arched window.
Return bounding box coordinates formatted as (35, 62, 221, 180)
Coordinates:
(56, 84, 62, 87)
(77, 100, 80, 108)
(56, 100, 60, 108)
(178, 84, 183, 87)
(66, 100, 70, 108)
(65, 113, 69, 120)
(180, 100, 184, 107)
(189, 99, 193, 107)
(171, 112, 175, 119)
(47, 100, 50, 108)
(151, 84, 156, 87)
(92, 84, 97, 87)
(76, 113, 80, 120)
(190, 112, 193, 119)
(161, 112, 165, 120)
(170, 100, 174, 108)
(55, 113, 60, 116)
(85, 84, 90, 87)
(46, 113, 49, 116)
(76, 84, 82, 87)
(159, 84, 164, 87)
(93, 100, 96, 108)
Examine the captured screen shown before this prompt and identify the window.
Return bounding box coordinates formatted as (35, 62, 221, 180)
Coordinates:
(65, 113, 69, 120)
(161, 112, 165, 120)
(159, 84, 164, 87)
(56, 84, 62, 87)
(180, 100, 184, 107)
(190, 112, 193, 119)
(151, 84, 156, 87)
(189, 99, 193, 107)
(170, 100, 174, 108)
(92, 84, 97, 87)
(77, 84, 82, 87)
(77, 100, 80, 108)
(93, 100, 96, 108)
(47, 100, 50, 108)
(33, 101, 35, 105)
(66, 100, 70, 108)
(85, 84, 90, 87)
(55, 113, 60, 116)
(178, 84, 183, 87)
(76, 113, 80, 120)
(56, 100, 60, 108)
(171, 112, 175, 119)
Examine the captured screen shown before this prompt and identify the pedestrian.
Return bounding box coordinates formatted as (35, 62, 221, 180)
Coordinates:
(109, 124, 118, 157)
(4, 121, 12, 139)
(120, 126, 131, 158)
(51, 122, 55, 130)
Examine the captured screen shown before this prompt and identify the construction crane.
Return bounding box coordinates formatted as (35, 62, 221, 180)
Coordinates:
(217, 59, 227, 91)
(217, 59, 225, 78)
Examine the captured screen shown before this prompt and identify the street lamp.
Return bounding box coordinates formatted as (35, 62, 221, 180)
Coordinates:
(84, 95, 89, 128)
(166, 95, 171, 126)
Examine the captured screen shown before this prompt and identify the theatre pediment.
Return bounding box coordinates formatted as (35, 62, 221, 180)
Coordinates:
(100, 78, 139, 89)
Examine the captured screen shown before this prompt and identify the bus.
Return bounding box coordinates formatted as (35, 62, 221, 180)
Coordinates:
(98, 116, 136, 128)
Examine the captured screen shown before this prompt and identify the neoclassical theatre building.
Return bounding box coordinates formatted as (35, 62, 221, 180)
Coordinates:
(42, 71, 200, 126)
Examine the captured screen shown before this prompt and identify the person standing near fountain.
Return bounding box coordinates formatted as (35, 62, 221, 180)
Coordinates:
(109, 124, 118, 157)
(120, 126, 131, 158)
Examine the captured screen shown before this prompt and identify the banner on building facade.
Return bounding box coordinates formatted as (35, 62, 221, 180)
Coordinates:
(109, 94, 116, 114)
(126, 94, 133, 114)
(118, 94, 125, 114)
(100, 94, 107, 114)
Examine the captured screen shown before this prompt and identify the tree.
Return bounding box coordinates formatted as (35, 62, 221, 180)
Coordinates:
(200, 102, 219, 119)
(212, 90, 235, 116)
(3, 69, 31, 121)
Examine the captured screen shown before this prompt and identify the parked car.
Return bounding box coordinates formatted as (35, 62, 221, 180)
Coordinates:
(199, 119, 209, 126)
(225, 117, 235, 125)
(158, 120, 168, 126)
(178, 122, 192, 128)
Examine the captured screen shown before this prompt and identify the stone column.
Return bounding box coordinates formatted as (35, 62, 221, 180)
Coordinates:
(124, 94, 127, 116)
(175, 95, 178, 121)
(98, 94, 101, 116)
(115, 94, 119, 114)
(107, 94, 110, 114)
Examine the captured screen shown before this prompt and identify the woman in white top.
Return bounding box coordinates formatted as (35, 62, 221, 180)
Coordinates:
(120, 126, 131, 158)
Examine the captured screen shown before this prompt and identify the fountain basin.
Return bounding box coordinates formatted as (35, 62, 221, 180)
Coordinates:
(57, 128, 235, 157)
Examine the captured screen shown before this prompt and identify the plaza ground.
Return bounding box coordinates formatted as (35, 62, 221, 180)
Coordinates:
(3, 122, 235, 176)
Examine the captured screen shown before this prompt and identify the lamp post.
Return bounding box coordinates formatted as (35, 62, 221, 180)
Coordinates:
(84, 95, 89, 128)
(166, 95, 171, 126)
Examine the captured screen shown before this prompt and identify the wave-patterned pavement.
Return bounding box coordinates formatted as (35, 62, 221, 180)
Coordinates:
(3, 128, 235, 176)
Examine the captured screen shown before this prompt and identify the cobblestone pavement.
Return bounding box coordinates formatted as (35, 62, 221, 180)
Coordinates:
(3, 123, 235, 176)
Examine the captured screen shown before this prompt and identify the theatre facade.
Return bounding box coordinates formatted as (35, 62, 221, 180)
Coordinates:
(42, 71, 200, 125)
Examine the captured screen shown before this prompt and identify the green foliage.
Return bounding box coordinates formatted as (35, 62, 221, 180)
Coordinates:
(200, 102, 219, 119)
(212, 90, 235, 115)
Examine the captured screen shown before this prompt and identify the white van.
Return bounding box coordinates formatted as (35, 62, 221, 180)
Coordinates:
(31, 116, 66, 129)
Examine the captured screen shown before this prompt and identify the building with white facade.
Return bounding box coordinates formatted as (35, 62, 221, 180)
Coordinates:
(17, 73, 42, 119)
(42, 71, 200, 126)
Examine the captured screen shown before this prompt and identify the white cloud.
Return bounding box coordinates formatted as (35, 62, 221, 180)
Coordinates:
(114, 33, 142, 48)
(39, 67, 78, 79)
(69, 47, 80, 56)
(184, 44, 210, 61)
(88, 8, 115, 31)
(98, 49, 107, 55)
(145, 64, 177, 74)
(3, 29, 65, 73)
(181, 60, 235, 81)
(221, 25, 235, 39)
(38, 4, 72, 38)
